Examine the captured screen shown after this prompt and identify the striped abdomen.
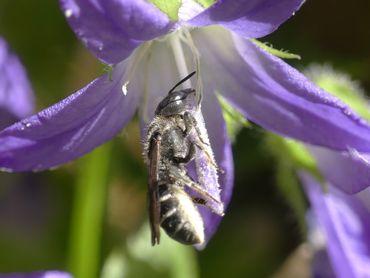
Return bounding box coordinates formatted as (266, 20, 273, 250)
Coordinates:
(158, 184, 204, 245)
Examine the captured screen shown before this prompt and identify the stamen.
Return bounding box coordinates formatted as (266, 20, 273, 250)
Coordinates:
(139, 52, 151, 124)
(119, 42, 151, 123)
(181, 29, 203, 106)
(169, 34, 191, 89)
(124, 42, 151, 84)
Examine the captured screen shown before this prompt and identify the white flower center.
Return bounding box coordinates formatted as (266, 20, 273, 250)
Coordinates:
(120, 28, 203, 123)
(168, 29, 203, 105)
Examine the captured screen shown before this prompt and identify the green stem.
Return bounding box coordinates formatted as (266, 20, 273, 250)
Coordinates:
(68, 143, 112, 278)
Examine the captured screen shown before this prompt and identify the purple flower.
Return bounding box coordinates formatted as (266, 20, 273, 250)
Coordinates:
(283, 65, 370, 276)
(2, 0, 370, 244)
(0, 271, 72, 278)
(302, 173, 370, 278)
(0, 37, 34, 129)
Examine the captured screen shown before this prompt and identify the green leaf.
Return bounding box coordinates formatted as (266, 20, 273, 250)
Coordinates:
(194, 0, 215, 8)
(149, 0, 181, 21)
(305, 64, 370, 122)
(217, 93, 250, 142)
(252, 39, 301, 60)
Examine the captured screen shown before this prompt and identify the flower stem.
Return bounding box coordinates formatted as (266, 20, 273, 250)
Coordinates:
(67, 143, 112, 278)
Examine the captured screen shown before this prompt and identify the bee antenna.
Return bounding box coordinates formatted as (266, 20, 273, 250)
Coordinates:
(168, 71, 196, 94)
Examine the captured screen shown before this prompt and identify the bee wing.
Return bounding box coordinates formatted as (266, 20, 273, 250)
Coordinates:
(147, 133, 161, 245)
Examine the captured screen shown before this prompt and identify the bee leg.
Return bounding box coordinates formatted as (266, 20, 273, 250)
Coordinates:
(192, 140, 220, 173)
(196, 146, 224, 173)
(186, 180, 222, 207)
(191, 196, 221, 213)
(169, 169, 221, 205)
(192, 197, 207, 205)
(173, 143, 196, 164)
(183, 112, 209, 146)
(182, 113, 222, 172)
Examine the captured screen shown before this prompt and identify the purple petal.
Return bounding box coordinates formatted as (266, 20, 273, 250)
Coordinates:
(0, 271, 72, 278)
(196, 92, 234, 248)
(0, 37, 34, 128)
(302, 173, 370, 277)
(192, 108, 224, 216)
(191, 27, 370, 152)
(188, 0, 304, 38)
(309, 146, 370, 194)
(60, 0, 175, 64)
(0, 61, 139, 171)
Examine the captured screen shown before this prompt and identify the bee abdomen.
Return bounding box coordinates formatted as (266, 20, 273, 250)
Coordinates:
(158, 185, 204, 245)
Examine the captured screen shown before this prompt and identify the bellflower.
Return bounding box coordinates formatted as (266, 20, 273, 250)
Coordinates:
(297, 66, 370, 277)
(302, 173, 370, 278)
(3, 0, 370, 245)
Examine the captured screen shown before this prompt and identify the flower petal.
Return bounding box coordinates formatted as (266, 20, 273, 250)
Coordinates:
(0, 271, 72, 278)
(309, 146, 370, 194)
(191, 26, 370, 151)
(0, 61, 139, 172)
(188, 0, 304, 38)
(302, 173, 370, 278)
(60, 0, 175, 64)
(0, 37, 34, 128)
(197, 92, 234, 248)
(192, 108, 224, 216)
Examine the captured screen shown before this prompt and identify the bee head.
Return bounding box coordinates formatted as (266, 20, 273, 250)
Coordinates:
(155, 88, 197, 116)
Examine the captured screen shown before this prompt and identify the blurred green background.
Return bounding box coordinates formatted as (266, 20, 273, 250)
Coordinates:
(0, 1, 369, 277)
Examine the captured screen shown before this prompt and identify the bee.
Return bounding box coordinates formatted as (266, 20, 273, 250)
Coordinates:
(144, 71, 223, 246)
